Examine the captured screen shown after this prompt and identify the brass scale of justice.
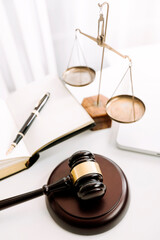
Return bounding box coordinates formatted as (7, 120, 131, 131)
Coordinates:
(62, 2, 145, 125)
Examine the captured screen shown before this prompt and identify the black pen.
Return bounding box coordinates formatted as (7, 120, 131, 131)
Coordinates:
(6, 92, 50, 155)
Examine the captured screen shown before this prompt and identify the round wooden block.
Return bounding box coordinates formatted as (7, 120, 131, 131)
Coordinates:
(46, 154, 128, 228)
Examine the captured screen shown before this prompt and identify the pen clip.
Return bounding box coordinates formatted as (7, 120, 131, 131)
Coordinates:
(34, 92, 50, 112)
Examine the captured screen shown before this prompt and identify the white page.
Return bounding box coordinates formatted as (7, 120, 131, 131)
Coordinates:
(6, 75, 94, 155)
(0, 99, 30, 162)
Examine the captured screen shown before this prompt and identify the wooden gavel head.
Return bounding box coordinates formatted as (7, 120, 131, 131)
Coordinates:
(68, 150, 106, 200)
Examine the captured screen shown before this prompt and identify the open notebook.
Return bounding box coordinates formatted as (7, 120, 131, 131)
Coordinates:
(116, 80, 160, 156)
(0, 76, 95, 179)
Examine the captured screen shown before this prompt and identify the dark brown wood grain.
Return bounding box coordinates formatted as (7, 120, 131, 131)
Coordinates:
(81, 95, 112, 130)
(46, 154, 128, 228)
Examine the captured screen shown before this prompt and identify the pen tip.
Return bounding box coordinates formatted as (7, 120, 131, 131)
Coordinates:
(6, 145, 15, 155)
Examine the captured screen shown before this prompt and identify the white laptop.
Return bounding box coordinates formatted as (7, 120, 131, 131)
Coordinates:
(116, 81, 160, 156)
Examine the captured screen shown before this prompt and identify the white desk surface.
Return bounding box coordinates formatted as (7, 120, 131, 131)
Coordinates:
(1, 44, 160, 240)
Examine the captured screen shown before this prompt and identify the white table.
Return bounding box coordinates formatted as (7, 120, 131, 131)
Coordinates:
(1, 44, 160, 240)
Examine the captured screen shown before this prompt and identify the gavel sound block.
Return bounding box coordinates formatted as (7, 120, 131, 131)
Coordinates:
(46, 153, 128, 228)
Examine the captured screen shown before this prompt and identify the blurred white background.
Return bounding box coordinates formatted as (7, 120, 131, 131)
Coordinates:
(0, 0, 160, 98)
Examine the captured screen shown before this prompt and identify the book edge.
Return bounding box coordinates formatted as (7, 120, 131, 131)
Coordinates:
(0, 122, 95, 180)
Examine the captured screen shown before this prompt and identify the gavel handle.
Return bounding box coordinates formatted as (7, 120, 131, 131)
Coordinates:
(0, 188, 44, 210)
(0, 176, 72, 210)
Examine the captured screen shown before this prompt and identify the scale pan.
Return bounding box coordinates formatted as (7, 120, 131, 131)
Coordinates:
(62, 66, 95, 87)
(106, 95, 145, 123)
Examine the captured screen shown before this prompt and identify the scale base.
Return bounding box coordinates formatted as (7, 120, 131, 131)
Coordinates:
(46, 154, 128, 230)
(81, 95, 112, 130)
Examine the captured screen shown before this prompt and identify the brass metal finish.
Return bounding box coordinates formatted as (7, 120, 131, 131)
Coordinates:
(76, 2, 145, 123)
(18, 132, 24, 137)
(63, 31, 96, 87)
(66, 2, 145, 124)
(76, 29, 97, 44)
(6, 143, 17, 155)
(76, 31, 132, 63)
(70, 161, 102, 183)
(106, 95, 145, 123)
(97, 2, 109, 105)
(31, 109, 39, 116)
(62, 66, 95, 87)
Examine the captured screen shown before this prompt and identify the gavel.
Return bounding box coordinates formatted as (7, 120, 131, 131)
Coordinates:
(0, 150, 106, 210)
